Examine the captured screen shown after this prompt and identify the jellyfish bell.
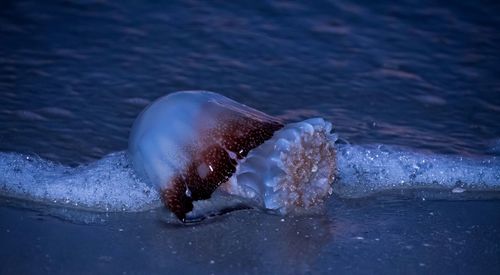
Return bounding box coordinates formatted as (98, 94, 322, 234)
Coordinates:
(129, 91, 337, 221)
(128, 91, 282, 220)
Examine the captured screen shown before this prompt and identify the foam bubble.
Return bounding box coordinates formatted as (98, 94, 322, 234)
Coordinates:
(0, 151, 161, 212)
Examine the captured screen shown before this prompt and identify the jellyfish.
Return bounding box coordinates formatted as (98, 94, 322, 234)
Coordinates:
(128, 91, 337, 221)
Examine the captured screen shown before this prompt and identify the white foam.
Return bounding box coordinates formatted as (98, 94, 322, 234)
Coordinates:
(335, 144, 500, 197)
(1, 120, 499, 214)
(0, 151, 161, 212)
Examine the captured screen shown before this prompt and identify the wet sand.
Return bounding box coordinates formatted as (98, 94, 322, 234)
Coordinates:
(1, 197, 499, 275)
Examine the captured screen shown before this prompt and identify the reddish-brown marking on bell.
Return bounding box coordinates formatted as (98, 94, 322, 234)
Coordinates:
(162, 102, 283, 221)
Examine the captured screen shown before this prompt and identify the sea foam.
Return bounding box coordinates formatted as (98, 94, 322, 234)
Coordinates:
(0, 151, 161, 212)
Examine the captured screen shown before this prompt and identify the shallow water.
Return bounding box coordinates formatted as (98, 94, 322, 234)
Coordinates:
(1, 0, 499, 274)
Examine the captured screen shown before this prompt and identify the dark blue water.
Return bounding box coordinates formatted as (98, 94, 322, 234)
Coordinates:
(1, 0, 499, 274)
(1, 0, 500, 165)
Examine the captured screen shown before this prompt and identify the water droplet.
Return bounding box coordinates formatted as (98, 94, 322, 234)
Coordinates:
(311, 164, 318, 172)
